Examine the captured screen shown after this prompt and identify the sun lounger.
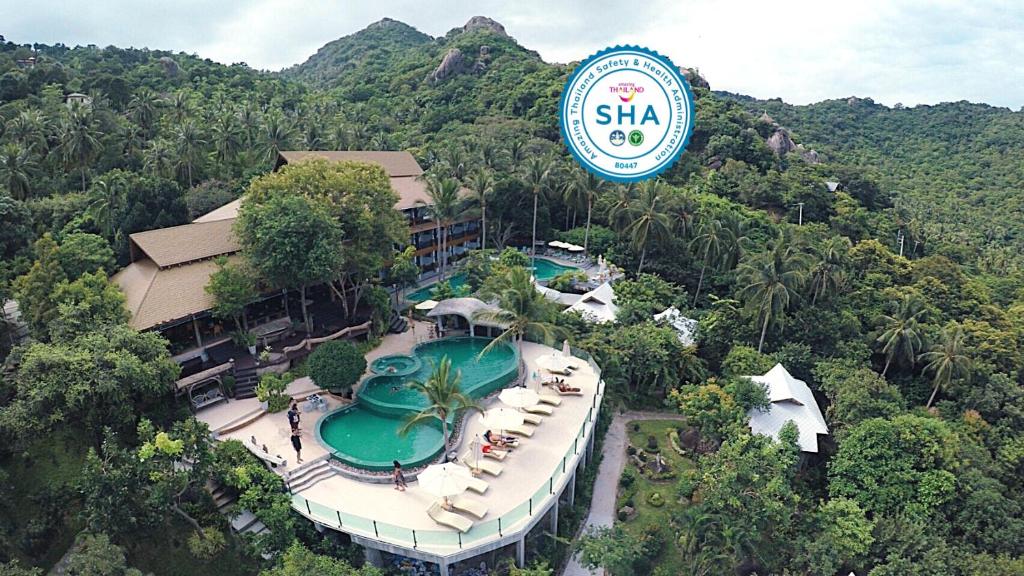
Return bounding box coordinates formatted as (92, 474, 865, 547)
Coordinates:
(427, 502, 473, 533)
(465, 475, 489, 495)
(482, 447, 508, 461)
(460, 453, 503, 476)
(506, 425, 534, 438)
(545, 367, 572, 376)
(449, 495, 488, 519)
(554, 386, 583, 396)
(522, 413, 543, 425)
(524, 404, 554, 415)
(538, 394, 562, 406)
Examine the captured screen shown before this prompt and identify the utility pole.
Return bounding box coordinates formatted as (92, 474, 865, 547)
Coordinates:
(896, 229, 905, 257)
(794, 202, 804, 226)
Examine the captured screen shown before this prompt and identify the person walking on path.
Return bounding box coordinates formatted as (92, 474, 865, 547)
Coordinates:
(392, 460, 407, 491)
(290, 429, 303, 463)
(287, 402, 301, 432)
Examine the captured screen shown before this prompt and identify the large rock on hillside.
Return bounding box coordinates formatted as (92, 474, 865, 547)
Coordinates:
(462, 16, 508, 37)
(767, 127, 797, 155)
(679, 67, 709, 90)
(429, 48, 467, 83)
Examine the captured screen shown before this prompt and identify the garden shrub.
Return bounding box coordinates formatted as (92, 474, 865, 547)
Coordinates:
(646, 492, 665, 507)
(307, 340, 366, 395)
(187, 527, 227, 560)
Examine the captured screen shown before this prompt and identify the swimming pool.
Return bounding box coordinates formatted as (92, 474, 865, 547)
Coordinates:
(316, 337, 519, 471)
(405, 258, 580, 303)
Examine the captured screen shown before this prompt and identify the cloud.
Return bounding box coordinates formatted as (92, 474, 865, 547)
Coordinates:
(3, 0, 1023, 108)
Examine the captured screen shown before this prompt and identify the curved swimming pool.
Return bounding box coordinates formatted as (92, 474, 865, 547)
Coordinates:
(316, 337, 519, 472)
(405, 258, 580, 302)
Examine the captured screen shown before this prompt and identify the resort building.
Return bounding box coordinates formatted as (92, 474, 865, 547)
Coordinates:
(563, 281, 618, 324)
(746, 364, 829, 453)
(111, 151, 480, 369)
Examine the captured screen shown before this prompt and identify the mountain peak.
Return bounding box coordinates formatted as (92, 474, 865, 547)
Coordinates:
(459, 16, 509, 38)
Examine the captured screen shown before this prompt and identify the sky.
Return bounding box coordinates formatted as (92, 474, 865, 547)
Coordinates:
(4, 0, 1024, 109)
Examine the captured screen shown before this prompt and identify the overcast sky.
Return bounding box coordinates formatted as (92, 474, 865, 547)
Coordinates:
(4, 0, 1023, 109)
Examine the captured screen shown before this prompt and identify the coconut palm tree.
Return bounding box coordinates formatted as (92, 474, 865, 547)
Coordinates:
(399, 356, 480, 458)
(5, 109, 48, 153)
(690, 217, 730, 306)
(261, 111, 296, 163)
(210, 113, 243, 166)
(624, 180, 673, 274)
(56, 105, 104, 193)
(441, 146, 468, 181)
(474, 266, 566, 373)
(127, 88, 161, 134)
(920, 326, 971, 408)
(507, 139, 527, 166)
(566, 168, 610, 255)
(808, 236, 851, 305)
(607, 183, 636, 235)
(465, 168, 494, 250)
(173, 119, 206, 186)
(0, 143, 36, 200)
(479, 139, 502, 171)
(87, 171, 128, 238)
(522, 156, 554, 266)
(737, 237, 811, 353)
(419, 174, 463, 281)
(875, 294, 927, 376)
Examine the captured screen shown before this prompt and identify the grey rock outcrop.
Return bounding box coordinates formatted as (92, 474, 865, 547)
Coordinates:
(800, 148, 821, 164)
(462, 16, 508, 37)
(429, 48, 467, 83)
(679, 67, 709, 90)
(158, 56, 180, 77)
(767, 127, 797, 156)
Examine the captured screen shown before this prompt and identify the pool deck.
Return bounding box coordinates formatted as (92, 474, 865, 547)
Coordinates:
(296, 340, 599, 530)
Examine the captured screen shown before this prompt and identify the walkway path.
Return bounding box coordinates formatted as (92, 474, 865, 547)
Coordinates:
(561, 411, 685, 576)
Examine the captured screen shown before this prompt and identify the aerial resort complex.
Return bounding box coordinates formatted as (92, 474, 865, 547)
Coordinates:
(3, 8, 1024, 576)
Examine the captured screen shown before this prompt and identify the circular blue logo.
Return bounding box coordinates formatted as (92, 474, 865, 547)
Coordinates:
(559, 46, 695, 183)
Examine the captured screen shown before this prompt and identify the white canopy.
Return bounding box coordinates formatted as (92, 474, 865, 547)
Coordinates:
(418, 463, 471, 498)
(566, 244, 585, 252)
(654, 307, 698, 346)
(479, 408, 524, 431)
(548, 240, 568, 248)
(564, 282, 618, 324)
(746, 364, 829, 453)
(499, 387, 540, 410)
(536, 353, 574, 374)
(415, 299, 440, 310)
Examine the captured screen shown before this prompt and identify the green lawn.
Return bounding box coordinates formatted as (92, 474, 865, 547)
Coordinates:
(615, 420, 695, 576)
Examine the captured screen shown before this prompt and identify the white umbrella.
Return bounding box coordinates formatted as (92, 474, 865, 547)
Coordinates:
(548, 240, 565, 248)
(418, 463, 471, 507)
(466, 435, 483, 469)
(562, 339, 572, 357)
(499, 387, 540, 410)
(479, 407, 524, 431)
(567, 244, 585, 252)
(537, 353, 573, 375)
(415, 299, 439, 311)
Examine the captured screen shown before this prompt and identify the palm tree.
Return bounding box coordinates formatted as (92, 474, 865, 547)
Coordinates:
(87, 171, 127, 238)
(737, 237, 811, 353)
(479, 140, 502, 171)
(720, 213, 749, 270)
(261, 112, 296, 163)
(875, 294, 926, 376)
(808, 236, 851, 305)
(441, 146, 468, 181)
(56, 105, 104, 193)
(167, 90, 192, 124)
(143, 138, 175, 179)
(690, 218, 730, 306)
(473, 267, 566, 373)
(920, 326, 971, 408)
(507, 139, 527, 166)
(420, 174, 462, 281)
(173, 119, 206, 186)
(465, 168, 494, 250)
(399, 357, 480, 457)
(0, 143, 36, 200)
(566, 169, 610, 255)
(5, 109, 48, 153)
(522, 156, 554, 267)
(127, 88, 161, 133)
(607, 183, 636, 235)
(210, 113, 242, 165)
(624, 180, 672, 274)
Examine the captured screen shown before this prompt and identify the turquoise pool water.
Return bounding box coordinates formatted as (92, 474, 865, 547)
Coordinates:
(316, 337, 519, 471)
(405, 258, 580, 303)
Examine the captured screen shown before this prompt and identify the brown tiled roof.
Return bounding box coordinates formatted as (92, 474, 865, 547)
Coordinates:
(130, 219, 238, 268)
(276, 151, 424, 177)
(112, 255, 243, 330)
(193, 198, 242, 223)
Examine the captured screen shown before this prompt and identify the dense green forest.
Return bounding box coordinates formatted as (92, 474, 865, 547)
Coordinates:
(1, 15, 1023, 576)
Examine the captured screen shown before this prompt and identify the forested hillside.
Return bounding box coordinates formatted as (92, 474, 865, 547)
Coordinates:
(1, 16, 1023, 576)
(722, 93, 1024, 273)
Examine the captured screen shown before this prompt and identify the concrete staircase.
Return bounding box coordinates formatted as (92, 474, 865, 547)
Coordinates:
(285, 458, 337, 493)
(234, 364, 259, 399)
(207, 480, 270, 540)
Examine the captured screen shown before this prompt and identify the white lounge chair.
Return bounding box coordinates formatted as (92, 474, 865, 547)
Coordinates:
(522, 413, 543, 425)
(538, 394, 562, 406)
(524, 404, 554, 415)
(460, 453, 503, 476)
(482, 447, 508, 461)
(449, 495, 488, 519)
(465, 475, 489, 495)
(427, 502, 473, 533)
(506, 425, 534, 438)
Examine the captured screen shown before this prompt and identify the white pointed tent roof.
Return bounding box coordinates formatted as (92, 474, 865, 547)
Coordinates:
(746, 363, 829, 453)
(564, 282, 618, 323)
(653, 307, 697, 346)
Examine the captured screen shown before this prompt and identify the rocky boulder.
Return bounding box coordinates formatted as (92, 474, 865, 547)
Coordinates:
(462, 16, 508, 37)
(767, 127, 797, 156)
(800, 147, 821, 164)
(679, 67, 710, 90)
(158, 56, 180, 77)
(429, 48, 467, 83)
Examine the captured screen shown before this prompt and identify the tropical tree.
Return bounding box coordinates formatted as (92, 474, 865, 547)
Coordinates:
(86, 171, 128, 238)
(419, 174, 463, 281)
(920, 326, 972, 408)
(623, 179, 672, 274)
(465, 168, 494, 250)
(173, 119, 206, 186)
(56, 105, 104, 192)
(474, 266, 565, 369)
(127, 87, 161, 133)
(690, 218, 730, 306)
(808, 236, 851, 305)
(566, 168, 609, 255)
(737, 236, 810, 353)
(522, 156, 554, 265)
(0, 142, 36, 200)
(399, 356, 480, 457)
(607, 183, 636, 235)
(210, 113, 243, 166)
(875, 294, 927, 376)
(5, 109, 49, 152)
(205, 257, 258, 333)
(261, 111, 296, 163)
